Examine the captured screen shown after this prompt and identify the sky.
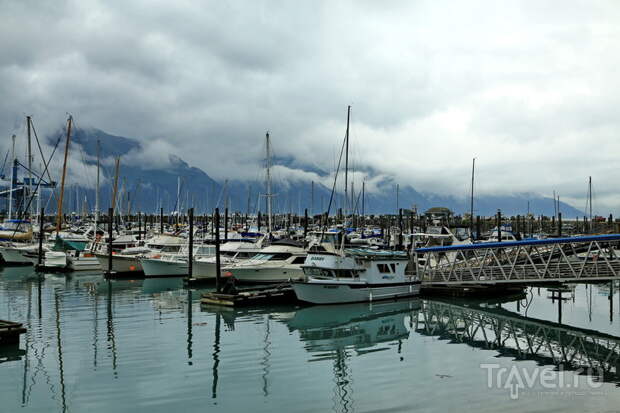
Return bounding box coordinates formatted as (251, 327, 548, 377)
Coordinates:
(1, 0, 620, 213)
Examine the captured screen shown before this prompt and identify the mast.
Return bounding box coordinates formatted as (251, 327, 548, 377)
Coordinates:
(361, 179, 365, 229)
(111, 157, 120, 215)
(8, 134, 15, 220)
(27, 116, 32, 217)
(176, 176, 181, 215)
(588, 176, 592, 232)
(396, 183, 399, 214)
(266, 132, 272, 233)
(56, 116, 72, 233)
(94, 139, 100, 235)
(311, 180, 314, 217)
(344, 106, 350, 222)
(470, 157, 475, 239)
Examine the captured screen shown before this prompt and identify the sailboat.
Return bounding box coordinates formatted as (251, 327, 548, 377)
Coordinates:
(292, 107, 421, 304)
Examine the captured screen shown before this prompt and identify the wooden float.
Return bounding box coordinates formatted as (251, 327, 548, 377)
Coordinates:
(201, 284, 297, 307)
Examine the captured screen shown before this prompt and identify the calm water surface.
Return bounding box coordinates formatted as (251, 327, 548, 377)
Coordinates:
(1, 267, 620, 412)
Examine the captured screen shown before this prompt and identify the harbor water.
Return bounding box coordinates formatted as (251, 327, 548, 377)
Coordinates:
(1, 267, 620, 412)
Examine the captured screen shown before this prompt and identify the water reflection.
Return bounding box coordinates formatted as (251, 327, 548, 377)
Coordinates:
(286, 300, 419, 355)
(286, 300, 421, 413)
(415, 298, 620, 384)
(142, 277, 184, 295)
(3, 263, 620, 412)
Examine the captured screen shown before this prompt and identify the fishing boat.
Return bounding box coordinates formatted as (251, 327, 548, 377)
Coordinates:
(292, 248, 420, 304)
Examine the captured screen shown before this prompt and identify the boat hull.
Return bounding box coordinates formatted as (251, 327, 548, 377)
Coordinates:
(95, 254, 143, 274)
(0, 246, 35, 265)
(141, 258, 188, 278)
(292, 281, 421, 304)
(67, 254, 101, 271)
(224, 265, 304, 284)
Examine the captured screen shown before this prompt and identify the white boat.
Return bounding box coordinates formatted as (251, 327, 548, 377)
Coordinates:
(222, 240, 308, 284)
(140, 244, 216, 278)
(189, 240, 264, 280)
(95, 234, 184, 274)
(292, 248, 420, 304)
(66, 250, 101, 271)
(0, 242, 39, 265)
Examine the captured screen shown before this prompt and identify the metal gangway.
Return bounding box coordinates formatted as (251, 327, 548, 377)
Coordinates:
(414, 234, 620, 286)
(414, 299, 620, 381)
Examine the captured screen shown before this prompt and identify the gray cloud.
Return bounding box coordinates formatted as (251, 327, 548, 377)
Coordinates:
(1, 0, 620, 215)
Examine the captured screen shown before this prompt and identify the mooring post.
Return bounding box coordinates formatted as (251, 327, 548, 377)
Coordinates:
(476, 215, 481, 241)
(215, 208, 221, 293)
(137, 212, 141, 240)
(496, 210, 502, 242)
(224, 208, 228, 242)
(37, 207, 45, 267)
(107, 207, 114, 276)
(188, 208, 194, 279)
(610, 281, 614, 323)
(257, 211, 262, 233)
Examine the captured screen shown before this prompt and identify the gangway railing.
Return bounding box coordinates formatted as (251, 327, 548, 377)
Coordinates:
(414, 234, 620, 285)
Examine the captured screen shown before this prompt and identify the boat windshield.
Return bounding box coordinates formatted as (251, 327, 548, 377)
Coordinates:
(251, 253, 291, 261)
(252, 253, 273, 262)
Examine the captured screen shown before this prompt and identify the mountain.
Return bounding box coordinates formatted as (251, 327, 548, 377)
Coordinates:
(43, 127, 583, 218)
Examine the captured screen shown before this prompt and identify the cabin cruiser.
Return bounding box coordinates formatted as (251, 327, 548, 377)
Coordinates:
(292, 248, 420, 304)
(140, 244, 216, 278)
(222, 239, 308, 284)
(485, 226, 520, 242)
(190, 238, 266, 280)
(94, 234, 184, 274)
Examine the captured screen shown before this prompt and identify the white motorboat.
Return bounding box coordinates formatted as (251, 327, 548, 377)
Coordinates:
(95, 234, 184, 274)
(0, 242, 39, 265)
(292, 248, 420, 304)
(223, 240, 308, 284)
(191, 239, 266, 280)
(140, 244, 216, 278)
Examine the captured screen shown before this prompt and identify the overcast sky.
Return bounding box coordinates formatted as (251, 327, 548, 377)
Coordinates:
(2, 0, 620, 213)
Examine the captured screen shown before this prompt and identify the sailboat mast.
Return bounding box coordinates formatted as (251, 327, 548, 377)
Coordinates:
(56, 116, 72, 233)
(266, 132, 272, 233)
(362, 180, 365, 218)
(8, 135, 15, 220)
(344, 106, 350, 221)
(27, 116, 32, 217)
(470, 157, 475, 238)
(588, 176, 592, 231)
(111, 157, 120, 214)
(94, 139, 100, 234)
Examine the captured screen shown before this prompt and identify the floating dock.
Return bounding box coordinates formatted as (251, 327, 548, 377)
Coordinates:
(0, 320, 27, 345)
(201, 284, 297, 307)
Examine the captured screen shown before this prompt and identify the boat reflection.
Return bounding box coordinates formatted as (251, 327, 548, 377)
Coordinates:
(286, 299, 421, 355)
(142, 277, 184, 295)
(0, 266, 38, 281)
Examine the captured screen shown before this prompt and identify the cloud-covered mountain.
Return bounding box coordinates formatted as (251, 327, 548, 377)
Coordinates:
(45, 128, 583, 218)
